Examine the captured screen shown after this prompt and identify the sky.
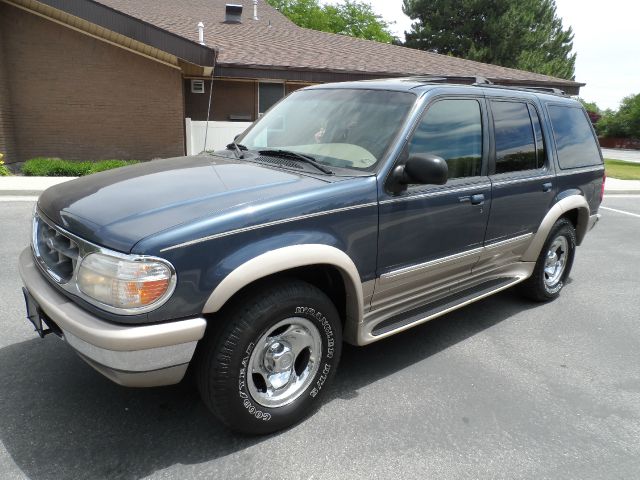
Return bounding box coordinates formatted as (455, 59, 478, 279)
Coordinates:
(319, 0, 639, 110)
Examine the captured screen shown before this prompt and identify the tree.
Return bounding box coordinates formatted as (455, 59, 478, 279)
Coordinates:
(597, 93, 640, 139)
(266, 0, 396, 43)
(578, 98, 602, 124)
(402, 0, 576, 80)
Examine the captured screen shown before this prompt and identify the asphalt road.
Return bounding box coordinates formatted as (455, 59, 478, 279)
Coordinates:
(601, 148, 640, 164)
(1, 197, 639, 480)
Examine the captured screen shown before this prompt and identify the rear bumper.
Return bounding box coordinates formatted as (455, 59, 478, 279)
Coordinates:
(18, 247, 207, 387)
(588, 213, 600, 232)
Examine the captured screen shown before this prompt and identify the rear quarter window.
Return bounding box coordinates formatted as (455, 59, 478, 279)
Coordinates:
(548, 105, 602, 169)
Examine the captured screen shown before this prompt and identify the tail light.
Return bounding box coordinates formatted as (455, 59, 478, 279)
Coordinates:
(600, 171, 606, 202)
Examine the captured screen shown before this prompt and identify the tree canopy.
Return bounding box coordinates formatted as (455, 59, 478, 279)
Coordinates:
(266, 0, 396, 43)
(596, 93, 640, 139)
(402, 0, 576, 79)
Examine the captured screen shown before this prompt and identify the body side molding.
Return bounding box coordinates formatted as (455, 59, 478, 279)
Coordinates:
(522, 194, 590, 262)
(202, 244, 364, 337)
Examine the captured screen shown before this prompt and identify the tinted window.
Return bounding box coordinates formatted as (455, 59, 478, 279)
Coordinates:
(528, 104, 547, 167)
(259, 83, 285, 114)
(492, 101, 540, 173)
(409, 99, 482, 179)
(548, 105, 602, 169)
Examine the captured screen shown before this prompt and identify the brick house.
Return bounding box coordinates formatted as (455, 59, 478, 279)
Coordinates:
(0, 0, 584, 165)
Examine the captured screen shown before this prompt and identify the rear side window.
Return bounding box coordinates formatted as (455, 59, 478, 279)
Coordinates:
(409, 99, 483, 179)
(492, 101, 543, 173)
(548, 105, 602, 169)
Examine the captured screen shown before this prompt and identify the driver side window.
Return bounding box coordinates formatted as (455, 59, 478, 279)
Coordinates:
(409, 99, 483, 179)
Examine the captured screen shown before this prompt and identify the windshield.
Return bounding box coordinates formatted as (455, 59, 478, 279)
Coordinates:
(238, 88, 417, 170)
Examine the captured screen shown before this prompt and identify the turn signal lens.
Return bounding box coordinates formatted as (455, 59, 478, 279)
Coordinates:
(77, 253, 174, 311)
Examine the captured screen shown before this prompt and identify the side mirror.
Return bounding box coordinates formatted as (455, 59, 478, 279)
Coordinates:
(391, 154, 448, 192)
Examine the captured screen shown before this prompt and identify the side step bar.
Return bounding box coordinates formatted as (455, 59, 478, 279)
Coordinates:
(371, 277, 522, 337)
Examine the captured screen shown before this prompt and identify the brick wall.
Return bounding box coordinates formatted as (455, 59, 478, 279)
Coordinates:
(0, 3, 185, 164)
(0, 26, 17, 164)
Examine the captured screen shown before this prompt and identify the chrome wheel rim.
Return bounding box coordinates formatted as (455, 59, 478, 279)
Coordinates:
(248, 317, 322, 408)
(544, 236, 569, 287)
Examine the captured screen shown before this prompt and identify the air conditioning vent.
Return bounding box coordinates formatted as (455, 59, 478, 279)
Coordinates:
(191, 79, 205, 94)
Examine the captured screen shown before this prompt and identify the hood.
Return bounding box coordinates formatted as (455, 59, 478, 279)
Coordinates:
(38, 155, 334, 252)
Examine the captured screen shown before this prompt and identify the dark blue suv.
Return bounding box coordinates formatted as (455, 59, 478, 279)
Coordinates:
(19, 78, 605, 434)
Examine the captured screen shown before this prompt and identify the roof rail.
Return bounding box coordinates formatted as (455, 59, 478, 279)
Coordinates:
(410, 75, 494, 85)
(479, 84, 568, 96)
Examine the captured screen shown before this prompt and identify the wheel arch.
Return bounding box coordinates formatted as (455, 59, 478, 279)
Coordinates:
(522, 194, 590, 262)
(202, 244, 364, 336)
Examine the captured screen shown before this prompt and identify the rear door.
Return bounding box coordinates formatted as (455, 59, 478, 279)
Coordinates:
(473, 98, 555, 275)
(373, 96, 491, 315)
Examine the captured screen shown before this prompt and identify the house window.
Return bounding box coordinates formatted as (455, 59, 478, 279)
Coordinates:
(191, 79, 205, 94)
(258, 82, 285, 115)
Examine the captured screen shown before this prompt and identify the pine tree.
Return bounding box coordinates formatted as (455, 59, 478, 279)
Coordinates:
(402, 0, 576, 79)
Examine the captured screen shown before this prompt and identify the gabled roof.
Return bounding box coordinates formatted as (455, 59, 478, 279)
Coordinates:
(36, 0, 584, 92)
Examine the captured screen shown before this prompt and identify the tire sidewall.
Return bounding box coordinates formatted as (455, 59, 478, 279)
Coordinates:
(225, 291, 341, 433)
(541, 222, 576, 297)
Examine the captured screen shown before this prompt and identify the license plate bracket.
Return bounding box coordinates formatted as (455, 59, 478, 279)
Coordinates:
(22, 287, 54, 338)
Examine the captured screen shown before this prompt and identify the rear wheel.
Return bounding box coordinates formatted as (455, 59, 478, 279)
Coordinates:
(196, 279, 342, 434)
(521, 218, 576, 301)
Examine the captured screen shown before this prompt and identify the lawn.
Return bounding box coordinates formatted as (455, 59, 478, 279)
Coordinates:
(604, 159, 640, 180)
(22, 157, 138, 176)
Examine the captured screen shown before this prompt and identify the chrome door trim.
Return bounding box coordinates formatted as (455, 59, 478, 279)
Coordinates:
(380, 246, 484, 283)
(379, 183, 491, 205)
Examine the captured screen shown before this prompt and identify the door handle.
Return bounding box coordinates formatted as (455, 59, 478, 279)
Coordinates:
(542, 182, 553, 192)
(470, 194, 485, 205)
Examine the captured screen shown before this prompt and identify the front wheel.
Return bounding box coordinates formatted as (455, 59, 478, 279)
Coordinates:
(521, 218, 576, 302)
(196, 279, 342, 434)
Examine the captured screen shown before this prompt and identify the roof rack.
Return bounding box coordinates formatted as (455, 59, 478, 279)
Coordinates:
(409, 75, 494, 86)
(479, 84, 568, 96)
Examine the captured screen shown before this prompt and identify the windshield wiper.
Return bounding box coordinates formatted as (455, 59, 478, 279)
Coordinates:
(226, 142, 247, 159)
(258, 149, 333, 175)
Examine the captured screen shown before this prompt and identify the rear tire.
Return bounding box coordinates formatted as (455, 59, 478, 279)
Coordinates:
(196, 279, 342, 434)
(521, 218, 576, 302)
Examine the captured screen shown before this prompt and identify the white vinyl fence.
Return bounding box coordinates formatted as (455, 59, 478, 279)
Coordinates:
(185, 118, 252, 155)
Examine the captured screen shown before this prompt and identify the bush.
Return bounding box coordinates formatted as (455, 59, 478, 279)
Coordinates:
(0, 153, 11, 176)
(22, 158, 138, 176)
(596, 93, 640, 139)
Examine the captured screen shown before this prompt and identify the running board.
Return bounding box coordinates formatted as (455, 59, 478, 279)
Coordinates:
(371, 277, 522, 337)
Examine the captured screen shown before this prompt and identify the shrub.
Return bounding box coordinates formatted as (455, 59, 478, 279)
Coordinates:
(22, 158, 138, 176)
(0, 153, 11, 176)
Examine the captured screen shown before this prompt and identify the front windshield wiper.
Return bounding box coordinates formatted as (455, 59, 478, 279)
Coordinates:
(225, 142, 248, 159)
(258, 149, 333, 175)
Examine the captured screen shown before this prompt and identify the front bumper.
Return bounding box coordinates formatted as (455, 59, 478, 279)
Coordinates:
(18, 247, 207, 387)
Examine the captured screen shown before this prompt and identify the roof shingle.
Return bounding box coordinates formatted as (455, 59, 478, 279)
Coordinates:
(92, 0, 581, 88)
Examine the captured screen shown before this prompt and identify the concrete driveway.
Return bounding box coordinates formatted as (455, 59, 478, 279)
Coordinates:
(601, 148, 640, 163)
(1, 197, 639, 480)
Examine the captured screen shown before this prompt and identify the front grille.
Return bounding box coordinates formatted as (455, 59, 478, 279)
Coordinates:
(33, 214, 79, 283)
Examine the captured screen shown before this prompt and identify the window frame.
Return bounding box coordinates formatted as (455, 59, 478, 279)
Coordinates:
(395, 95, 490, 193)
(488, 98, 550, 177)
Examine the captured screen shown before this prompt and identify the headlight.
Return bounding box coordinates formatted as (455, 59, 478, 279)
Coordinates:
(77, 252, 175, 312)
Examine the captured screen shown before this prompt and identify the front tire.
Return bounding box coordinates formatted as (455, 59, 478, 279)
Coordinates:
(521, 218, 576, 302)
(196, 279, 342, 434)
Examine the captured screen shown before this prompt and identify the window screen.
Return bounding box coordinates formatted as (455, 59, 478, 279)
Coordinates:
(259, 83, 285, 114)
(492, 101, 540, 173)
(409, 99, 483, 179)
(548, 105, 602, 169)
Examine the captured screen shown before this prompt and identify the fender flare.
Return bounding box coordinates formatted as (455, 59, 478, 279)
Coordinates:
(522, 194, 590, 262)
(202, 244, 364, 327)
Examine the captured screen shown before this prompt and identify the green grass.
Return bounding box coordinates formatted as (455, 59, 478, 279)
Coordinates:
(604, 159, 640, 180)
(22, 158, 138, 177)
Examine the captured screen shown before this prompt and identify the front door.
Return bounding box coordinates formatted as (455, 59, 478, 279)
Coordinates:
(373, 97, 491, 317)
